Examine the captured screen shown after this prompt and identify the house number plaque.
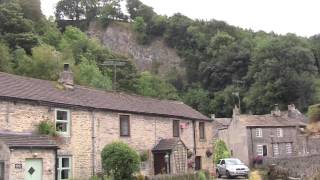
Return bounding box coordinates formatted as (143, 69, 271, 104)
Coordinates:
(15, 164, 22, 169)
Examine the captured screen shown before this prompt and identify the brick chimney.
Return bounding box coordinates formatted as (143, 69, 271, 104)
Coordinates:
(271, 104, 281, 116)
(58, 63, 74, 89)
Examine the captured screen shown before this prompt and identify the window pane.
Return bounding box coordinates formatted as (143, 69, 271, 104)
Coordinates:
(57, 111, 68, 121)
(61, 169, 69, 179)
(62, 158, 69, 168)
(120, 115, 130, 136)
(56, 122, 67, 132)
(173, 120, 179, 137)
(199, 122, 205, 139)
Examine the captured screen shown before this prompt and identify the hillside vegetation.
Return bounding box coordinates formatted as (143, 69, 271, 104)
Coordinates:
(1, 0, 320, 117)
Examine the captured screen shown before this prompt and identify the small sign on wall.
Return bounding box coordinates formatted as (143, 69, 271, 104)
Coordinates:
(15, 164, 22, 169)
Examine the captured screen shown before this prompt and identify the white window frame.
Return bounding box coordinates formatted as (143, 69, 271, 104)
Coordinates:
(55, 109, 71, 136)
(273, 143, 279, 156)
(257, 145, 263, 156)
(256, 128, 262, 137)
(58, 156, 72, 180)
(286, 143, 292, 154)
(276, 128, 283, 137)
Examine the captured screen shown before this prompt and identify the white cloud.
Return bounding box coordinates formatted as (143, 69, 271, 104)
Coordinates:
(41, 0, 320, 37)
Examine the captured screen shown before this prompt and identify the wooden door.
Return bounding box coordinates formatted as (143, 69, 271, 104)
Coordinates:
(195, 156, 202, 170)
(154, 153, 167, 175)
(25, 159, 43, 180)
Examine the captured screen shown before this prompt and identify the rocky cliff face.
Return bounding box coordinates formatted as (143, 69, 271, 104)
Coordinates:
(88, 22, 184, 76)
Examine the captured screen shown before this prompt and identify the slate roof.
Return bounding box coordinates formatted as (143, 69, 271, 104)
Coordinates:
(152, 138, 187, 152)
(238, 111, 307, 127)
(0, 131, 58, 149)
(215, 118, 232, 127)
(0, 72, 210, 121)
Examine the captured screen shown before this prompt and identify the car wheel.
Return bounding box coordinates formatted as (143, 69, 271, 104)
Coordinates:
(216, 170, 221, 178)
(226, 171, 233, 179)
(244, 174, 249, 179)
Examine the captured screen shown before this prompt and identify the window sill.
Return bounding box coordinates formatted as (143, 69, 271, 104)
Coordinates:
(199, 139, 207, 142)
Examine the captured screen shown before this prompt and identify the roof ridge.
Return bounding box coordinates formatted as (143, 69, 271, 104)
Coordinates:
(0, 71, 184, 104)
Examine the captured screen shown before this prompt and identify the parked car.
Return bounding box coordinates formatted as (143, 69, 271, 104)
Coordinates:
(216, 158, 250, 178)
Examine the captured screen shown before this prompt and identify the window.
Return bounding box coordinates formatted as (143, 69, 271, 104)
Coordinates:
(273, 143, 279, 156)
(173, 120, 180, 137)
(276, 128, 283, 137)
(58, 156, 72, 180)
(55, 109, 70, 136)
(120, 115, 130, 136)
(199, 122, 205, 140)
(256, 128, 262, 137)
(257, 144, 268, 156)
(286, 143, 292, 154)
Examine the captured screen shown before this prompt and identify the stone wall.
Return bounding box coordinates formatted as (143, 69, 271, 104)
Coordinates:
(9, 149, 56, 180)
(264, 154, 320, 179)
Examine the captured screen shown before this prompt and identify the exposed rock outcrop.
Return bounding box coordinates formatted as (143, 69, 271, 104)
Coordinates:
(88, 22, 184, 76)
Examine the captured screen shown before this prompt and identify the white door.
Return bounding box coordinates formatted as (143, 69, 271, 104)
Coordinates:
(25, 159, 42, 180)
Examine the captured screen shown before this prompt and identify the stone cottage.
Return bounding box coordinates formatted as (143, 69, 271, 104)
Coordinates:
(217, 105, 308, 166)
(0, 66, 215, 180)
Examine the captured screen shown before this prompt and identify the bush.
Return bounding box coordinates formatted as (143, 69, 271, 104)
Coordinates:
(140, 150, 149, 162)
(101, 141, 140, 180)
(38, 120, 57, 136)
(214, 139, 231, 164)
(198, 171, 206, 180)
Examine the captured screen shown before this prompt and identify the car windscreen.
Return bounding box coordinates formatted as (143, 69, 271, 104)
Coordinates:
(225, 159, 242, 165)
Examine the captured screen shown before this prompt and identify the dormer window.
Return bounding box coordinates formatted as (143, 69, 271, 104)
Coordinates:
(256, 128, 262, 137)
(55, 109, 70, 136)
(276, 128, 283, 137)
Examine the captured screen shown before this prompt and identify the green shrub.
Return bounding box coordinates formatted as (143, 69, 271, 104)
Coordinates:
(101, 141, 140, 180)
(140, 150, 148, 162)
(214, 139, 231, 164)
(198, 171, 206, 180)
(308, 104, 320, 122)
(38, 120, 57, 136)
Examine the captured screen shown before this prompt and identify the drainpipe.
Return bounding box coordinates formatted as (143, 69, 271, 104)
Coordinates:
(55, 148, 58, 180)
(250, 128, 254, 167)
(91, 110, 96, 176)
(192, 120, 197, 155)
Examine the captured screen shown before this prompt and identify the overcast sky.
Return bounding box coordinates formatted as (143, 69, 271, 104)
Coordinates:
(41, 0, 320, 37)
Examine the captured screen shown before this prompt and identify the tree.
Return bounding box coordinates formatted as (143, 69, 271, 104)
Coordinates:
(15, 44, 62, 80)
(214, 140, 231, 164)
(74, 58, 112, 90)
(135, 71, 180, 100)
(55, 0, 85, 20)
(183, 87, 210, 115)
(99, 0, 124, 27)
(0, 43, 11, 72)
(101, 142, 140, 180)
(308, 104, 320, 123)
(19, 0, 42, 21)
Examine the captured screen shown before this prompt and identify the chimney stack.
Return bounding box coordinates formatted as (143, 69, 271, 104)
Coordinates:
(58, 63, 74, 89)
(271, 104, 281, 116)
(210, 114, 215, 119)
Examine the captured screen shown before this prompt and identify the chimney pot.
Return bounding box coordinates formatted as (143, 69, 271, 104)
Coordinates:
(211, 114, 215, 119)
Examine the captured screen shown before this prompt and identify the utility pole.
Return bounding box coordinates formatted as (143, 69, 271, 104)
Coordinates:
(101, 59, 126, 90)
(232, 80, 245, 112)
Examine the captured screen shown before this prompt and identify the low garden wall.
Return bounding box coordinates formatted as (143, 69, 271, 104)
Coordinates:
(264, 154, 320, 180)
